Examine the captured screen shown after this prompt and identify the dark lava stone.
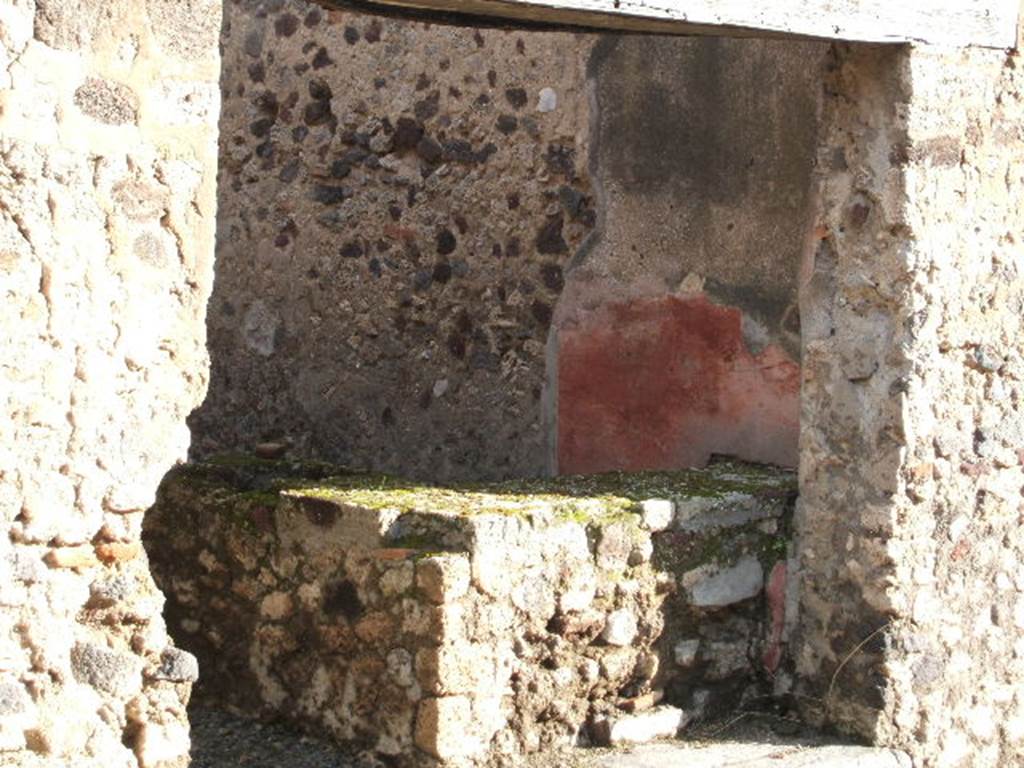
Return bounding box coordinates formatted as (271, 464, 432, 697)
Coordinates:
(340, 240, 363, 258)
(540, 263, 564, 292)
(505, 87, 528, 109)
(531, 300, 552, 326)
(495, 115, 518, 135)
(254, 91, 279, 117)
(432, 262, 453, 283)
(340, 148, 368, 165)
(329, 160, 351, 179)
(249, 118, 274, 138)
(545, 143, 575, 177)
(447, 333, 466, 359)
(559, 185, 585, 217)
(247, 61, 266, 83)
(392, 117, 423, 152)
(303, 100, 332, 126)
(343, 26, 360, 44)
(535, 215, 567, 255)
(312, 185, 349, 205)
(308, 79, 332, 100)
(416, 136, 443, 164)
(414, 91, 440, 122)
(274, 13, 299, 37)
(436, 228, 456, 256)
(413, 270, 432, 291)
(278, 160, 301, 183)
(312, 47, 333, 69)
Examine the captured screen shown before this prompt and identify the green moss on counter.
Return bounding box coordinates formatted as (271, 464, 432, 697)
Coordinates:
(164, 452, 795, 528)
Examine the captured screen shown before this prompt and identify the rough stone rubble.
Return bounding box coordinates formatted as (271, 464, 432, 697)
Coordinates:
(145, 456, 796, 765)
(0, 0, 221, 765)
(795, 35, 1024, 768)
(0, 0, 1022, 765)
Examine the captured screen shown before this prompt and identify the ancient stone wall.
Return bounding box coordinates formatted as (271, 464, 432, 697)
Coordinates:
(191, 0, 821, 481)
(190, 0, 597, 482)
(145, 456, 795, 764)
(0, 0, 221, 765)
(795, 37, 1024, 768)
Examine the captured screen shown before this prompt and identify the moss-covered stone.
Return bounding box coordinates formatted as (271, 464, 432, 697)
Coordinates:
(158, 452, 796, 553)
(174, 452, 792, 521)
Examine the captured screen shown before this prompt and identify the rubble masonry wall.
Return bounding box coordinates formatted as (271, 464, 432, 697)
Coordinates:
(796, 37, 1024, 768)
(0, 0, 221, 765)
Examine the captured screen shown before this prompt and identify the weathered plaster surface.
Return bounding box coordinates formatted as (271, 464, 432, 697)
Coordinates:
(795, 37, 1024, 767)
(557, 295, 801, 473)
(0, 0, 220, 764)
(552, 35, 824, 474)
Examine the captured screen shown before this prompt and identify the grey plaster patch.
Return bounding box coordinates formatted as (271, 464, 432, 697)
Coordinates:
(146, 0, 222, 62)
(242, 301, 281, 357)
(34, 0, 104, 50)
(156, 647, 199, 683)
(89, 574, 133, 607)
(0, 680, 31, 716)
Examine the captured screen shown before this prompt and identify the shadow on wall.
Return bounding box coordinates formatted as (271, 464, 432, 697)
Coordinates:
(188, 1, 823, 481)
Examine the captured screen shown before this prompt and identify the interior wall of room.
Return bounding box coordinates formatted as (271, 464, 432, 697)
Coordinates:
(191, 0, 822, 481)
(552, 34, 824, 474)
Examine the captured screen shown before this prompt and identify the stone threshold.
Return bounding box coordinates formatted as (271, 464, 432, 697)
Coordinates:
(581, 740, 912, 768)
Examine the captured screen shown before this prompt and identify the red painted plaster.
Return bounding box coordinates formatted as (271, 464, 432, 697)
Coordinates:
(763, 560, 788, 674)
(557, 294, 799, 474)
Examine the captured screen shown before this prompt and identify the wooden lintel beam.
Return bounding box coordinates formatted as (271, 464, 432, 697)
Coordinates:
(343, 0, 1021, 48)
